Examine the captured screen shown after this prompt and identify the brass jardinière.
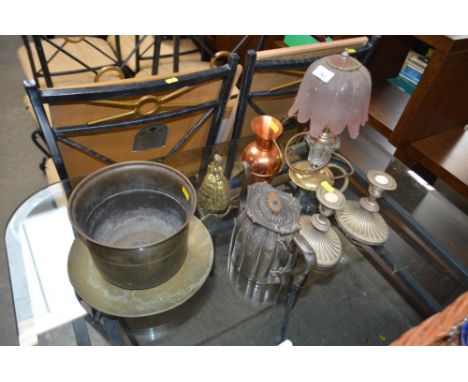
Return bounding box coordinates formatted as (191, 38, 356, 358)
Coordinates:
(68, 161, 197, 290)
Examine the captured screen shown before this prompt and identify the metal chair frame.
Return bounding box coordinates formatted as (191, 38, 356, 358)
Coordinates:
(116, 35, 266, 76)
(24, 54, 240, 182)
(21, 35, 266, 89)
(115, 35, 214, 76)
(22, 35, 127, 88)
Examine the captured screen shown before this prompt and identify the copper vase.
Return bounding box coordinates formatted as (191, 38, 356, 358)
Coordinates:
(241, 115, 284, 183)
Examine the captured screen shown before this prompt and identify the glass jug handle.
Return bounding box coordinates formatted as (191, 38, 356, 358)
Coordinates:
(291, 233, 317, 287)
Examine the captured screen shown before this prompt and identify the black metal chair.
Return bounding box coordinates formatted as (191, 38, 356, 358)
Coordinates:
(231, 36, 381, 141)
(24, 54, 240, 183)
(108, 35, 266, 78)
(19, 36, 127, 88)
(106, 35, 214, 78)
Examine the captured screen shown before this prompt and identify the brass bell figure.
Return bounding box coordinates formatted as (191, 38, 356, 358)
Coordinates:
(197, 154, 231, 214)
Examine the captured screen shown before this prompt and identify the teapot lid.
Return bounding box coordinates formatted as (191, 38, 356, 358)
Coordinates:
(245, 182, 301, 235)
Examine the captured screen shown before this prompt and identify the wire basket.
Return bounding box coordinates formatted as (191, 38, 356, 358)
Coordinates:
(391, 292, 468, 346)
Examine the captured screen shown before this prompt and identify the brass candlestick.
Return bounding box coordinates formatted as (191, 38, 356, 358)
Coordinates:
(300, 182, 346, 271)
(336, 170, 397, 245)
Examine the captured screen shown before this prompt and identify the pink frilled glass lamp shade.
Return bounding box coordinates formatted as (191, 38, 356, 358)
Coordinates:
(288, 51, 371, 139)
(285, 51, 372, 192)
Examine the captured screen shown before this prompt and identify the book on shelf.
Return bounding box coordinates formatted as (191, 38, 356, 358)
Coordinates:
(399, 50, 428, 85)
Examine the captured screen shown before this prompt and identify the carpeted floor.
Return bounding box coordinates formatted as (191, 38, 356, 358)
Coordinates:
(0, 36, 47, 345)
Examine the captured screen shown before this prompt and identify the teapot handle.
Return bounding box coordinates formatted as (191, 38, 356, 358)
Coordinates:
(291, 233, 317, 287)
(272, 138, 285, 173)
(239, 161, 251, 209)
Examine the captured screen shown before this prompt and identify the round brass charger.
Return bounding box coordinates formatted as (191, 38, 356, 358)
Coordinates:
(68, 217, 213, 318)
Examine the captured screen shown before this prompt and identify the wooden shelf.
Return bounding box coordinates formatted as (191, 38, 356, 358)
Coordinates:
(366, 35, 468, 197)
(409, 128, 468, 197)
(415, 35, 468, 53)
(368, 80, 410, 138)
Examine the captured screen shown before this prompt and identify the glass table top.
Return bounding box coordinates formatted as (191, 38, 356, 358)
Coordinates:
(5, 130, 468, 345)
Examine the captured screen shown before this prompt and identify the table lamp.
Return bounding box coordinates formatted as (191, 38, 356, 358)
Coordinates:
(285, 51, 371, 192)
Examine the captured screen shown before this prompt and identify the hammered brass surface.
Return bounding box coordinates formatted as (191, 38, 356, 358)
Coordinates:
(288, 160, 334, 191)
(197, 154, 230, 213)
(67, 217, 213, 317)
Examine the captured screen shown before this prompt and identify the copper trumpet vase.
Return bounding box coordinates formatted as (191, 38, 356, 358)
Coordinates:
(241, 115, 284, 183)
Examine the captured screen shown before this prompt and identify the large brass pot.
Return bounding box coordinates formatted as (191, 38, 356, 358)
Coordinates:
(68, 161, 196, 290)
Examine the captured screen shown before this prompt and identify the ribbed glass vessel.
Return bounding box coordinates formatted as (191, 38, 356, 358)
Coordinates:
(288, 52, 371, 139)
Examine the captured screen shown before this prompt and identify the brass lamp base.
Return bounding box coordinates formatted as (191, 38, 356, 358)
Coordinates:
(285, 131, 354, 193)
(336, 199, 389, 246)
(288, 160, 334, 192)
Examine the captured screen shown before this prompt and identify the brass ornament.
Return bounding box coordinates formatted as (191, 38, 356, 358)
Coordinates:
(267, 192, 282, 214)
(210, 51, 231, 67)
(63, 36, 86, 44)
(86, 86, 193, 125)
(94, 66, 125, 83)
(197, 154, 231, 214)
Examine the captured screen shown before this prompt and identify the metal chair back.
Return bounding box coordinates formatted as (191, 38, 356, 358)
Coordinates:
(25, 54, 239, 181)
(113, 35, 214, 76)
(21, 35, 127, 88)
(113, 35, 266, 76)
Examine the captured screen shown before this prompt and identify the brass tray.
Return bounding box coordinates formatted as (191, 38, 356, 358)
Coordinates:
(67, 217, 213, 318)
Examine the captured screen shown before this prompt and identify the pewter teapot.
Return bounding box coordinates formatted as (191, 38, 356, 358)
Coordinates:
(228, 182, 316, 303)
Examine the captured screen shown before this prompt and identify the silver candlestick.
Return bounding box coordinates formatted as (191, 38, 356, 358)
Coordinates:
(336, 170, 397, 245)
(300, 183, 346, 271)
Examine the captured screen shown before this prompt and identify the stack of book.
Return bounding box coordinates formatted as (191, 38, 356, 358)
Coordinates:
(399, 50, 428, 85)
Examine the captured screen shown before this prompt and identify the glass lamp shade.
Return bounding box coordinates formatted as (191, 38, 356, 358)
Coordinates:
(288, 52, 371, 139)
